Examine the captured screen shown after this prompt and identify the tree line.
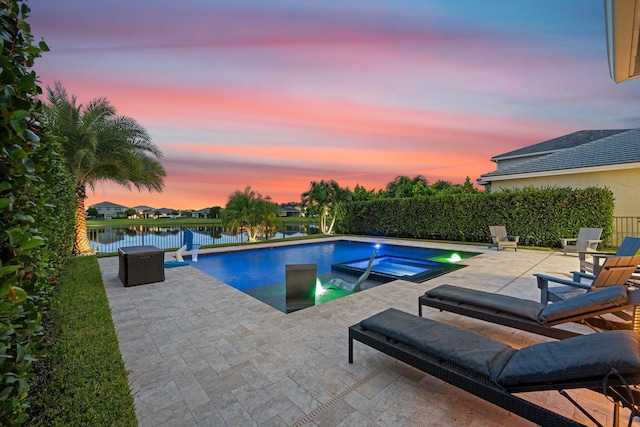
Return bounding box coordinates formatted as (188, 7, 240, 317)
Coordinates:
(220, 176, 479, 241)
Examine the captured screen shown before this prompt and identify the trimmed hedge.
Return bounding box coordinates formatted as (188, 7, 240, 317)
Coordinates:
(335, 186, 614, 248)
(1, 2, 75, 425)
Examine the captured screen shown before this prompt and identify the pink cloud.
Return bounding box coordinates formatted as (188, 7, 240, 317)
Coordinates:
(30, 2, 469, 53)
(63, 79, 564, 210)
(85, 147, 498, 210)
(52, 79, 560, 146)
(33, 1, 619, 212)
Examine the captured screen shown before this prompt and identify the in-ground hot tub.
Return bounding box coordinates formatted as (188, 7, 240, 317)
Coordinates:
(331, 255, 466, 283)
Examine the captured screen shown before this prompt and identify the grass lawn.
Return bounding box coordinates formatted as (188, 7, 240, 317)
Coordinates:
(88, 217, 220, 227)
(87, 217, 318, 227)
(28, 256, 136, 426)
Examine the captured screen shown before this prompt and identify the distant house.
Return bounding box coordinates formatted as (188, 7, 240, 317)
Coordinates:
(280, 205, 302, 217)
(192, 208, 210, 219)
(132, 205, 155, 219)
(477, 129, 640, 217)
(155, 208, 180, 219)
(89, 201, 129, 219)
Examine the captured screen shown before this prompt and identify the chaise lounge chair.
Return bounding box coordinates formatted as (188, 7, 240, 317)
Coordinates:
(349, 308, 640, 427)
(535, 255, 640, 304)
(419, 284, 640, 339)
(489, 226, 519, 251)
(561, 227, 603, 255)
(579, 236, 640, 274)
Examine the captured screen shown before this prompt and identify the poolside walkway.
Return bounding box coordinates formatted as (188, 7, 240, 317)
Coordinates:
(98, 237, 639, 426)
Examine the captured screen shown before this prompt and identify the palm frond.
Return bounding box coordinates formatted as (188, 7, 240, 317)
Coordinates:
(43, 82, 166, 195)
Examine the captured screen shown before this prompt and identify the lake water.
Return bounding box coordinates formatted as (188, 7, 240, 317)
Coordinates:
(88, 223, 316, 252)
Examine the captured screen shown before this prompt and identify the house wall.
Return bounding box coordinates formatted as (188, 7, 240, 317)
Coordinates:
(488, 168, 640, 217)
(95, 205, 126, 219)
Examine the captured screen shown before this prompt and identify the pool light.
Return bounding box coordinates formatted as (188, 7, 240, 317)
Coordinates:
(315, 278, 327, 296)
(447, 253, 462, 263)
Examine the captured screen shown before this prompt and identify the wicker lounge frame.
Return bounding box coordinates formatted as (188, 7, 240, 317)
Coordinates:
(349, 308, 640, 427)
(419, 284, 640, 340)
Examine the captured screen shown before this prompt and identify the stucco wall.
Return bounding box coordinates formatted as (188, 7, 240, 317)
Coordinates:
(488, 168, 640, 217)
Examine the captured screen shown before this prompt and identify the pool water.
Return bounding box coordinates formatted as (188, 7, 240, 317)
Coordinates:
(189, 240, 478, 313)
(368, 257, 430, 276)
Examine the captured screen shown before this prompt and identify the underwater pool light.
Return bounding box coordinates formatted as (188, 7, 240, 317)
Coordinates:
(315, 278, 327, 296)
(448, 253, 462, 263)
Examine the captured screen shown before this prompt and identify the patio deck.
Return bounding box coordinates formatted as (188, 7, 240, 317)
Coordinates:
(98, 237, 640, 426)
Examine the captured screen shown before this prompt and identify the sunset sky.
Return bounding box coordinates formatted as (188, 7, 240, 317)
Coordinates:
(28, 0, 640, 210)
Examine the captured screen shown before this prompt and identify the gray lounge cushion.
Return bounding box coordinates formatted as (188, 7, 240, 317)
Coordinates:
(497, 330, 640, 387)
(426, 284, 629, 325)
(359, 309, 640, 389)
(426, 284, 544, 321)
(538, 285, 629, 323)
(359, 308, 516, 380)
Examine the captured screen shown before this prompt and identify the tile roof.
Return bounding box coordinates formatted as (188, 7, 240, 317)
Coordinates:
(132, 205, 155, 211)
(90, 201, 128, 209)
(481, 129, 640, 179)
(491, 129, 631, 160)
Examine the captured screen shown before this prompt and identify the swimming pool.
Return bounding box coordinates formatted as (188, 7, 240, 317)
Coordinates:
(189, 240, 478, 313)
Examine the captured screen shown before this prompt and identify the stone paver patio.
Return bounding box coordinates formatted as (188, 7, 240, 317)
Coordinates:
(99, 237, 640, 426)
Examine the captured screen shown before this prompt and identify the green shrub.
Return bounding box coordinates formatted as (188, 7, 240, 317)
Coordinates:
(336, 186, 614, 247)
(1, 1, 75, 424)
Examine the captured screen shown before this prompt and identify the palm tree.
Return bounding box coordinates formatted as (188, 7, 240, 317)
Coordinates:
(222, 186, 281, 242)
(43, 82, 166, 254)
(385, 175, 429, 198)
(301, 180, 350, 234)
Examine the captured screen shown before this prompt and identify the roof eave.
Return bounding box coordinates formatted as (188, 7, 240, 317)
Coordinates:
(490, 150, 559, 162)
(605, 0, 640, 83)
(479, 161, 640, 182)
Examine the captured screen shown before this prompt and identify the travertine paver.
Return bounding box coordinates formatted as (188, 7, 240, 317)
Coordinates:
(99, 237, 640, 426)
